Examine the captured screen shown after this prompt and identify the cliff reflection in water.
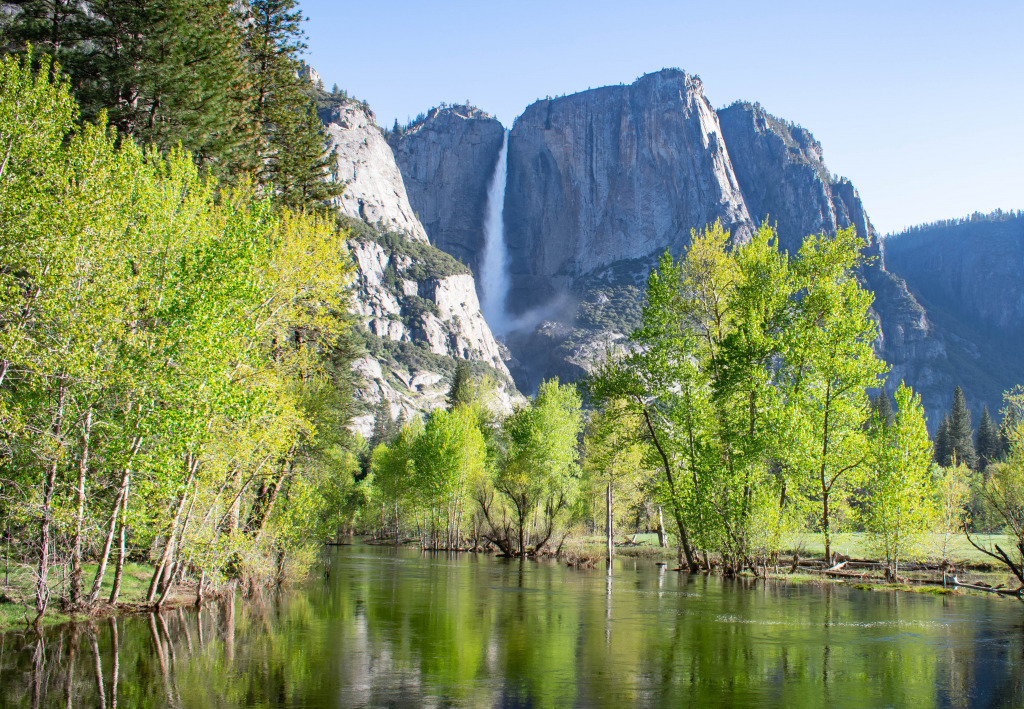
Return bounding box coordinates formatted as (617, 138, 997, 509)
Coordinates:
(2, 545, 1024, 708)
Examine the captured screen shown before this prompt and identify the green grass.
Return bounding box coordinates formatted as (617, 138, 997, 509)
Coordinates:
(0, 561, 158, 633)
(571, 531, 1016, 569)
(780, 532, 1013, 566)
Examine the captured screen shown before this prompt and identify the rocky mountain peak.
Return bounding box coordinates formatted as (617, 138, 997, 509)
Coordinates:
(315, 93, 518, 435)
(504, 68, 753, 314)
(321, 99, 430, 243)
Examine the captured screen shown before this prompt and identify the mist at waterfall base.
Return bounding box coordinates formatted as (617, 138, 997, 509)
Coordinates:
(479, 131, 573, 341)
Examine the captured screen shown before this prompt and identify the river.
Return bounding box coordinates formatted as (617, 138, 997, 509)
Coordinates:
(1, 543, 1022, 707)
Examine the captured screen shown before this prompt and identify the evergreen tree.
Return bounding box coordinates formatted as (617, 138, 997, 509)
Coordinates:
(5, 0, 255, 176)
(933, 414, 952, 466)
(976, 406, 1001, 470)
(870, 390, 895, 430)
(446, 360, 475, 410)
(949, 386, 977, 469)
(368, 398, 396, 452)
(1001, 408, 1018, 458)
(243, 0, 342, 210)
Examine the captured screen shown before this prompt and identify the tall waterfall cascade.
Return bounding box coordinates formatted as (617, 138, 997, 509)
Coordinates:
(480, 130, 511, 335)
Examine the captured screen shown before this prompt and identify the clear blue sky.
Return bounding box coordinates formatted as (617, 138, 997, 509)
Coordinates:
(300, 0, 1023, 235)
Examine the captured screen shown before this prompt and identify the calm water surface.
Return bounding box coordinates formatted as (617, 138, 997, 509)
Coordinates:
(2, 543, 1023, 708)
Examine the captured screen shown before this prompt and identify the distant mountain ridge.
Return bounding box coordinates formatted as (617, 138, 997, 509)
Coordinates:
(882, 211, 1024, 417)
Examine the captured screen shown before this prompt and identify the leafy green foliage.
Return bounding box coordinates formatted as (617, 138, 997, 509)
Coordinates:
(589, 221, 887, 573)
(0, 54, 359, 616)
(5, 0, 342, 211)
(863, 383, 935, 578)
(491, 380, 583, 554)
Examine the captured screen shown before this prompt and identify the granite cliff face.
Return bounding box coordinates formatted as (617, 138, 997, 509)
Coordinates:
(388, 106, 505, 276)
(504, 69, 753, 313)
(717, 102, 873, 256)
(319, 100, 517, 435)
(321, 100, 429, 242)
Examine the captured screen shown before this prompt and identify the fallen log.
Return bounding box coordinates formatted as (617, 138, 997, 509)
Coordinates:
(954, 581, 1023, 598)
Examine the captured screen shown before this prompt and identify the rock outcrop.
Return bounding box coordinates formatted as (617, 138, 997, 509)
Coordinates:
(345, 228, 517, 434)
(320, 99, 518, 436)
(321, 100, 429, 242)
(504, 69, 753, 313)
(388, 105, 505, 275)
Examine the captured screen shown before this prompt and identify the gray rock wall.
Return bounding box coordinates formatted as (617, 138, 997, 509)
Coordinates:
(503, 69, 753, 313)
(388, 106, 505, 275)
(322, 101, 429, 242)
(320, 98, 519, 435)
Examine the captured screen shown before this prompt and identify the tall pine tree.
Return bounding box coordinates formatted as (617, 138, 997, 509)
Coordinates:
(948, 385, 977, 469)
(243, 0, 341, 210)
(934, 413, 953, 466)
(976, 406, 1001, 470)
(4, 0, 255, 176)
(870, 390, 895, 430)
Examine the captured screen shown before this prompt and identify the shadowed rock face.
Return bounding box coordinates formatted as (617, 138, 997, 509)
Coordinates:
(882, 214, 1024, 419)
(717, 102, 854, 255)
(388, 106, 505, 276)
(503, 69, 753, 313)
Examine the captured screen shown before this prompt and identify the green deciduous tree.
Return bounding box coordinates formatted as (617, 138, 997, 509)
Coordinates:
(412, 407, 487, 549)
(488, 379, 582, 556)
(863, 383, 935, 580)
(786, 227, 886, 563)
(966, 386, 1024, 590)
(0, 52, 358, 619)
(582, 399, 655, 563)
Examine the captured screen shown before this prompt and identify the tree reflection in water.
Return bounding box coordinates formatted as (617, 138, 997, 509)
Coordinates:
(0, 546, 1022, 708)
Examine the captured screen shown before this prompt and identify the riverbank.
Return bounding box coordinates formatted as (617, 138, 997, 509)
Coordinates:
(563, 531, 1022, 599)
(0, 562, 199, 633)
(5, 531, 1019, 633)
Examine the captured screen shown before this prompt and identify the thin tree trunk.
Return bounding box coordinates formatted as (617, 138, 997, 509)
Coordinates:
(244, 446, 296, 543)
(657, 506, 668, 548)
(820, 385, 833, 563)
(641, 406, 699, 572)
(89, 626, 107, 709)
(70, 409, 94, 606)
(36, 383, 67, 621)
(108, 470, 132, 605)
(64, 625, 80, 709)
(87, 486, 124, 606)
(109, 617, 119, 709)
(148, 454, 199, 603)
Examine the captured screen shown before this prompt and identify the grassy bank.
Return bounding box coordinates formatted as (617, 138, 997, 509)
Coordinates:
(565, 532, 1022, 597)
(0, 562, 188, 633)
(573, 531, 1014, 566)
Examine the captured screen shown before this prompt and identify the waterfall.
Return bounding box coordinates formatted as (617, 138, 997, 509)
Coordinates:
(480, 130, 511, 335)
